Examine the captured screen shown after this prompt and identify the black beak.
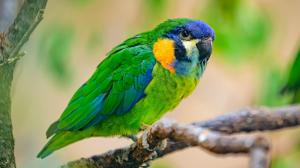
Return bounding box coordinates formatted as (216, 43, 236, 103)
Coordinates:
(196, 37, 213, 61)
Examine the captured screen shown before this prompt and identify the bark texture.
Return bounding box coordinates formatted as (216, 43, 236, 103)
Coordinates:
(0, 0, 47, 167)
(0, 63, 16, 168)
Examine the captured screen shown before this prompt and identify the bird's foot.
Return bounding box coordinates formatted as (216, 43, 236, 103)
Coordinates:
(140, 123, 151, 131)
(120, 135, 138, 142)
(141, 131, 167, 152)
(126, 135, 138, 142)
(158, 138, 167, 150)
(139, 162, 151, 168)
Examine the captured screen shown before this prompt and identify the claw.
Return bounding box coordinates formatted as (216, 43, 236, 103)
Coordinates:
(141, 131, 167, 152)
(120, 135, 138, 142)
(140, 162, 151, 168)
(127, 135, 138, 142)
(140, 123, 151, 131)
(158, 139, 167, 150)
(141, 131, 151, 151)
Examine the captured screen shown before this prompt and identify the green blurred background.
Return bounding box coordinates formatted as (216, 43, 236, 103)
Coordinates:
(1, 0, 300, 167)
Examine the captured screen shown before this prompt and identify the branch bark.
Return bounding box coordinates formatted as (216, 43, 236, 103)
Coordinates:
(0, 63, 16, 168)
(194, 105, 300, 133)
(62, 105, 300, 168)
(0, 0, 47, 168)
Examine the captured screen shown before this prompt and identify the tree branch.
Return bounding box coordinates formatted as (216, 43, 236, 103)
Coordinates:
(0, 0, 47, 168)
(0, 63, 16, 168)
(62, 105, 300, 168)
(0, 0, 47, 65)
(194, 105, 300, 134)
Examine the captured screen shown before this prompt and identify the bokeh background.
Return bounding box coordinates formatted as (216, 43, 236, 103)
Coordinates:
(0, 0, 300, 167)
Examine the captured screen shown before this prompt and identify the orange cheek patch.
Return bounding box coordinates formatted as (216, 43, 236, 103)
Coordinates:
(153, 38, 175, 73)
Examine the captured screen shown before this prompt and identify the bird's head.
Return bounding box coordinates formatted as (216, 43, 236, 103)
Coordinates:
(151, 18, 215, 77)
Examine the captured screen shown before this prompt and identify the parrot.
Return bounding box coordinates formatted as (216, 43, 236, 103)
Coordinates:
(281, 46, 300, 102)
(37, 18, 215, 158)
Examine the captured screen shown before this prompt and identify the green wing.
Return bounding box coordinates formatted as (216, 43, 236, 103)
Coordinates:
(47, 38, 155, 137)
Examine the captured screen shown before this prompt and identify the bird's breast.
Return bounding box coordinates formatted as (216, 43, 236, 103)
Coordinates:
(138, 63, 199, 124)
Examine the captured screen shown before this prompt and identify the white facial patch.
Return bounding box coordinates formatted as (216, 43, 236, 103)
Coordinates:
(182, 39, 200, 58)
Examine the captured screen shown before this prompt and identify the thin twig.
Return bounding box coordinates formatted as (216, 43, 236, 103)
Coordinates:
(194, 105, 300, 134)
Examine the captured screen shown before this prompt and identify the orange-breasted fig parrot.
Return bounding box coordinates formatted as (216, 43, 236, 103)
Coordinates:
(37, 18, 215, 158)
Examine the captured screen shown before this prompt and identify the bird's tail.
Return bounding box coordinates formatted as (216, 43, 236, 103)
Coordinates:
(37, 130, 92, 159)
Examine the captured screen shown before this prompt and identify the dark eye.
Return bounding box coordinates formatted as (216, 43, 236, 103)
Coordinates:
(179, 30, 192, 41)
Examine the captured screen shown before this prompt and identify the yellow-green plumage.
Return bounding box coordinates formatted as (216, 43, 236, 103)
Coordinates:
(38, 18, 214, 158)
